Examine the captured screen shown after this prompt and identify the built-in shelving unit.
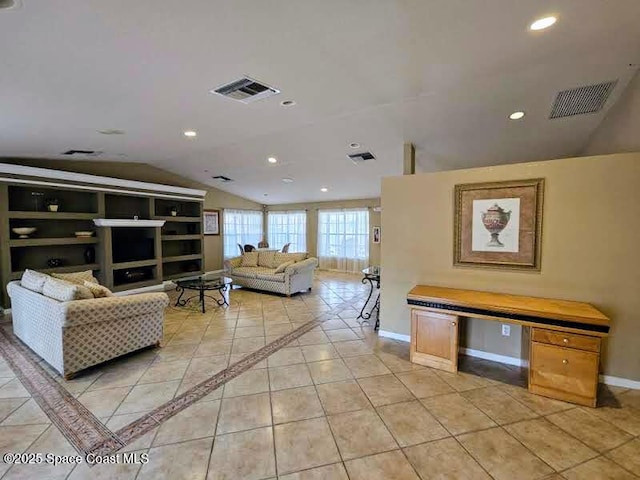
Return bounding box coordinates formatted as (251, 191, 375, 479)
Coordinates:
(1, 185, 101, 298)
(157, 197, 203, 281)
(0, 163, 206, 307)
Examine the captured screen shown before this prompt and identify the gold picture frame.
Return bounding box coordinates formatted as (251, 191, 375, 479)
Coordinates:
(454, 178, 544, 270)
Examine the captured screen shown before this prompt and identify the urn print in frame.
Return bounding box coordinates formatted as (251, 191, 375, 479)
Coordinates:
(454, 178, 544, 270)
(203, 209, 220, 235)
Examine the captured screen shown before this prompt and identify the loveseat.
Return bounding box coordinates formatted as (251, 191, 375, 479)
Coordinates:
(6, 270, 168, 379)
(224, 251, 318, 296)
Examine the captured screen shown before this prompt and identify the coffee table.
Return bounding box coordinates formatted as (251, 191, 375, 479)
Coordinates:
(174, 275, 232, 313)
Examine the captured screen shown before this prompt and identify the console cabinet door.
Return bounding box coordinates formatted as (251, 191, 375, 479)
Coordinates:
(411, 309, 459, 372)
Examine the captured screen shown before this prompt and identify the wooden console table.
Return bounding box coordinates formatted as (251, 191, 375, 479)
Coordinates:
(407, 285, 610, 407)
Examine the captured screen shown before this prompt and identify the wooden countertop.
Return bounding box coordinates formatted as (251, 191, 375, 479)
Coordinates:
(407, 285, 610, 327)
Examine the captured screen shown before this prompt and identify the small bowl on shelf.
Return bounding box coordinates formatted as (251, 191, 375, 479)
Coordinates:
(12, 227, 37, 239)
(74, 231, 94, 238)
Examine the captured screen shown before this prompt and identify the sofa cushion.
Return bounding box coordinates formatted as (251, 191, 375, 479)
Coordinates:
(232, 267, 258, 278)
(255, 272, 286, 283)
(274, 261, 295, 274)
(84, 281, 113, 298)
(51, 270, 99, 285)
(43, 278, 94, 302)
(240, 252, 259, 267)
(20, 269, 50, 293)
(258, 250, 276, 268)
(272, 252, 307, 267)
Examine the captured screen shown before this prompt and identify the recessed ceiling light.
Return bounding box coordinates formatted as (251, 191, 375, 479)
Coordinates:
(98, 129, 125, 135)
(509, 111, 525, 120)
(530, 16, 557, 31)
(282, 177, 294, 183)
(267, 156, 278, 164)
(184, 130, 197, 137)
(0, 0, 20, 10)
(349, 142, 361, 149)
(280, 100, 296, 107)
(320, 187, 328, 192)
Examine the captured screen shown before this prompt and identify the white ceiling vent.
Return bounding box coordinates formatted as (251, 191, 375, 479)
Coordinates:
(61, 149, 103, 157)
(210, 77, 280, 104)
(212, 175, 234, 183)
(348, 152, 376, 165)
(549, 80, 618, 119)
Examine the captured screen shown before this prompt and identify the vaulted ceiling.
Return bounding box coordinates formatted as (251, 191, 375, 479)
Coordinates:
(1, 0, 639, 204)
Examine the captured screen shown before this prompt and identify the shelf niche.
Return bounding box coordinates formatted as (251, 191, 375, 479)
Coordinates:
(105, 194, 150, 219)
(8, 185, 98, 214)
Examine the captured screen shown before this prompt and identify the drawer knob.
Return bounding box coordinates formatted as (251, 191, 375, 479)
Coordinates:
(451, 322, 457, 326)
(562, 359, 568, 365)
(563, 338, 569, 343)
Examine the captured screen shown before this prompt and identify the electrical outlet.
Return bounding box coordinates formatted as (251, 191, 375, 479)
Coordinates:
(501, 324, 511, 337)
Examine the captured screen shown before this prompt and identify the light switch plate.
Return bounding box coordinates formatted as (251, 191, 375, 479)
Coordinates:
(501, 324, 511, 336)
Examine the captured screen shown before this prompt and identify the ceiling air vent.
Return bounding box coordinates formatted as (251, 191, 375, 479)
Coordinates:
(348, 152, 376, 165)
(61, 149, 103, 156)
(549, 80, 618, 119)
(210, 76, 280, 104)
(212, 175, 234, 183)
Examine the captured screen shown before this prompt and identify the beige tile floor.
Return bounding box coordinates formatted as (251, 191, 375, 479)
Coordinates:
(0, 271, 639, 479)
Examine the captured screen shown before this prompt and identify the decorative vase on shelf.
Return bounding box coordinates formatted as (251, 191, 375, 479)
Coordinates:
(47, 258, 64, 268)
(481, 204, 511, 247)
(84, 246, 96, 264)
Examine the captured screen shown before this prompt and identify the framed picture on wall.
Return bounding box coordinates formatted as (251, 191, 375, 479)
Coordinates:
(454, 178, 544, 270)
(203, 209, 220, 235)
(373, 226, 381, 244)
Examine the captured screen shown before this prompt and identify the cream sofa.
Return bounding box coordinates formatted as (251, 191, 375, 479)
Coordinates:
(224, 251, 318, 296)
(7, 280, 168, 379)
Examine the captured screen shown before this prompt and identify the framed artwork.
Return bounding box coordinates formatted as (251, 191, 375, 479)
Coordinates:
(373, 226, 381, 244)
(203, 209, 220, 235)
(454, 178, 544, 270)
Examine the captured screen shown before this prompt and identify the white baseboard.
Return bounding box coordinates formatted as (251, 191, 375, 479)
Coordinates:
(599, 375, 640, 390)
(377, 330, 639, 390)
(378, 330, 411, 342)
(459, 347, 525, 367)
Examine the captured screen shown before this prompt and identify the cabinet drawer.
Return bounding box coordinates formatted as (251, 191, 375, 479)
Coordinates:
(532, 328, 600, 353)
(530, 342, 598, 399)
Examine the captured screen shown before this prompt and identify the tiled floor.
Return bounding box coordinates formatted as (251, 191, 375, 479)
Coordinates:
(0, 271, 639, 479)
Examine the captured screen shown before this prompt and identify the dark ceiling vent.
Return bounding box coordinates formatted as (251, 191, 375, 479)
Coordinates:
(549, 80, 618, 119)
(348, 152, 376, 165)
(61, 149, 102, 156)
(210, 76, 280, 104)
(212, 175, 234, 183)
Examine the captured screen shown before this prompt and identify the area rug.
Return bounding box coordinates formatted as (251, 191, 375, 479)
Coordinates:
(0, 300, 358, 457)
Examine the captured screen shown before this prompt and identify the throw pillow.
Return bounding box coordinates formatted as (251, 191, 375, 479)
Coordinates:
(291, 252, 307, 262)
(274, 261, 294, 274)
(241, 251, 259, 267)
(258, 250, 276, 268)
(84, 281, 114, 298)
(42, 278, 94, 302)
(20, 269, 50, 293)
(272, 252, 306, 267)
(51, 270, 99, 285)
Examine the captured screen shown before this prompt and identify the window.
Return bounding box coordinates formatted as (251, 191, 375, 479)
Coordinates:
(268, 210, 307, 252)
(223, 209, 263, 258)
(317, 208, 369, 272)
